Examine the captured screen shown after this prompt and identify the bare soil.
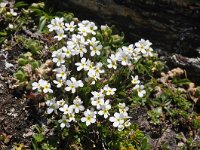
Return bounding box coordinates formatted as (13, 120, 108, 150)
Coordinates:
(0, 50, 37, 149)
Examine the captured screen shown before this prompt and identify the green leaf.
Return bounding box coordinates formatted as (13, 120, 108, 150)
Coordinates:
(18, 58, 28, 66)
(0, 31, 7, 36)
(111, 34, 124, 44)
(25, 40, 42, 54)
(140, 137, 150, 150)
(118, 91, 126, 97)
(14, 70, 27, 81)
(29, 8, 45, 16)
(32, 140, 39, 150)
(14, 1, 28, 8)
(63, 13, 74, 22)
(0, 37, 6, 44)
(30, 61, 40, 69)
(35, 125, 43, 133)
(33, 134, 44, 143)
(39, 16, 47, 32)
(172, 78, 191, 86)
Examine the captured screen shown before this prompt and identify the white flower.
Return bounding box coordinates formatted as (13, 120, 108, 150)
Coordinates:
(143, 47, 154, 57)
(117, 124, 125, 131)
(88, 69, 100, 80)
(57, 99, 65, 107)
(84, 59, 94, 71)
(48, 17, 65, 32)
(0, 1, 8, 8)
(68, 113, 76, 122)
(100, 24, 108, 31)
(109, 112, 125, 128)
(53, 77, 64, 88)
(94, 62, 104, 74)
(34, 79, 53, 93)
(91, 91, 104, 100)
(70, 34, 87, 48)
(67, 34, 88, 56)
(32, 81, 41, 92)
(116, 48, 132, 66)
(90, 44, 102, 56)
(67, 35, 78, 50)
(86, 72, 100, 85)
(91, 97, 105, 110)
(110, 111, 131, 131)
(132, 50, 141, 62)
(88, 21, 97, 35)
(81, 109, 97, 126)
(71, 96, 85, 113)
(78, 24, 89, 36)
(52, 49, 62, 57)
(65, 77, 83, 93)
(81, 20, 90, 26)
(77, 44, 87, 57)
(59, 104, 73, 114)
(65, 77, 77, 93)
(103, 84, 116, 95)
(55, 17, 64, 23)
(107, 54, 117, 69)
(135, 39, 152, 54)
(75, 57, 87, 71)
(118, 103, 129, 116)
(42, 82, 53, 93)
(55, 17, 65, 31)
(65, 21, 76, 32)
(77, 80, 84, 87)
(124, 119, 131, 127)
(120, 53, 132, 66)
(78, 20, 97, 36)
(133, 84, 146, 97)
(122, 44, 134, 54)
(9, 9, 17, 16)
(52, 52, 65, 66)
(62, 46, 72, 58)
(46, 98, 59, 114)
(54, 30, 67, 41)
(87, 37, 99, 47)
(48, 18, 58, 32)
(53, 65, 68, 80)
(8, 24, 14, 29)
(131, 75, 140, 85)
(59, 115, 70, 128)
(118, 103, 129, 112)
(77, 34, 89, 45)
(98, 100, 111, 118)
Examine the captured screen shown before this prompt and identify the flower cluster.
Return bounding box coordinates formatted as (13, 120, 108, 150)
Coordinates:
(135, 39, 153, 57)
(106, 39, 154, 68)
(32, 79, 53, 93)
(131, 75, 146, 97)
(45, 96, 85, 128)
(109, 103, 131, 131)
(0, 1, 17, 16)
(31, 17, 155, 131)
(47, 17, 98, 41)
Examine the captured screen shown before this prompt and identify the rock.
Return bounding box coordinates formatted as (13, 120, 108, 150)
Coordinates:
(162, 53, 200, 84)
(151, 128, 177, 149)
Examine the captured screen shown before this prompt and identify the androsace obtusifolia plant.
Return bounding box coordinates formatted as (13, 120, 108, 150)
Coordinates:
(31, 17, 155, 133)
